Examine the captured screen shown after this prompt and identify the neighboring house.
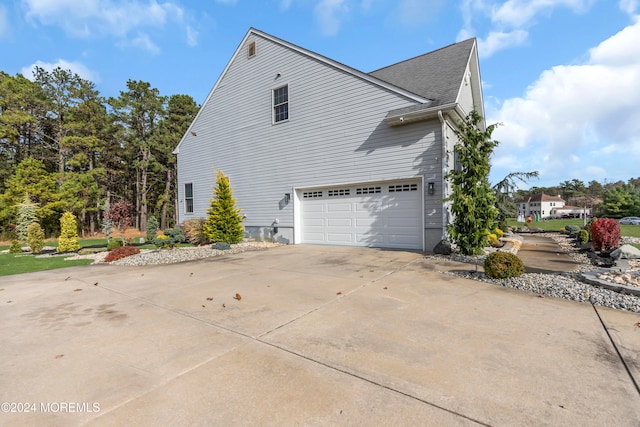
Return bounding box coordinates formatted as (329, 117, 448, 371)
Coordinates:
(518, 194, 565, 219)
(174, 28, 485, 251)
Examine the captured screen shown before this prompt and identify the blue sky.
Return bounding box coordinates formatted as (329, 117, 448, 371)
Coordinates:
(2, 0, 639, 189)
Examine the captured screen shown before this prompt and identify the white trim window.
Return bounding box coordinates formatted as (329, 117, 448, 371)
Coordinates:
(273, 85, 289, 123)
(184, 183, 194, 214)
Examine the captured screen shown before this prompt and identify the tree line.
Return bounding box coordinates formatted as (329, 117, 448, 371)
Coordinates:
(514, 177, 640, 218)
(0, 67, 199, 239)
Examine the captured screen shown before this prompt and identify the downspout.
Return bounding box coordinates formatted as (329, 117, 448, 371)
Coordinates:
(438, 110, 448, 241)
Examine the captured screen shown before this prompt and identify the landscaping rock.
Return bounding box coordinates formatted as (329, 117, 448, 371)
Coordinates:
(212, 242, 231, 250)
(433, 240, 452, 255)
(610, 244, 640, 260)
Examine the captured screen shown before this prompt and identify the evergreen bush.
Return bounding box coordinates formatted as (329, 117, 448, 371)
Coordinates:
(16, 194, 39, 241)
(27, 222, 45, 254)
(107, 238, 124, 250)
(203, 170, 245, 244)
(564, 224, 580, 235)
(152, 228, 185, 249)
(146, 215, 159, 242)
(9, 239, 22, 253)
(483, 252, 525, 279)
(577, 229, 590, 245)
(57, 212, 81, 252)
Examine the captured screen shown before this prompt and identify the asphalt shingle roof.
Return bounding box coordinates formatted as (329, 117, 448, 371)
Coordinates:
(368, 38, 476, 107)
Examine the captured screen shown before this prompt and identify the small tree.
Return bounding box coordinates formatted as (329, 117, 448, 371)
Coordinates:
(146, 215, 159, 242)
(105, 201, 133, 245)
(27, 222, 45, 254)
(203, 170, 245, 244)
(57, 211, 81, 252)
(102, 200, 113, 242)
(445, 110, 500, 256)
(493, 171, 539, 230)
(16, 194, 39, 241)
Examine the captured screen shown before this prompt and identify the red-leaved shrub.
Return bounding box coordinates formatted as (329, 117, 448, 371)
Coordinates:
(104, 245, 140, 262)
(589, 218, 620, 252)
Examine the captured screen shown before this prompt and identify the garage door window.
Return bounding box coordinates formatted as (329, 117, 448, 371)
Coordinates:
(303, 191, 323, 199)
(389, 183, 417, 192)
(356, 186, 381, 195)
(328, 189, 350, 197)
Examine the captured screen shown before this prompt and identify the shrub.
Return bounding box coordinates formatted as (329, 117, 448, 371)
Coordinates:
(146, 216, 159, 242)
(16, 194, 39, 241)
(153, 228, 185, 249)
(27, 222, 45, 254)
(204, 170, 245, 244)
(564, 224, 580, 235)
(107, 238, 124, 250)
(488, 233, 500, 247)
(181, 218, 209, 246)
(577, 229, 590, 245)
(589, 218, 620, 252)
(104, 245, 140, 262)
(57, 212, 81, 252)
(483, 252, 525, 279)
(494, 228, 504, 238)
(9, 239, 22, 253)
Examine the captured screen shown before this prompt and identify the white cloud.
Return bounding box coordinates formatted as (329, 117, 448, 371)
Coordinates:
(186, 25, 198, 47)
(0, 5, 9, 39)
(477, 29, 528, 57)
(491, 0, 594, 28)
(460, 0, 597, 57)
(130, 33, 160, 55)
(489, 19, 640, 186)
(280, 0, 293, 11)
(21, 59, 100, 82)
(396, 0, 445, 26)
(314, 0, 350, 36)
(22, 0, 185, 52)
(619, 0, 639, 15)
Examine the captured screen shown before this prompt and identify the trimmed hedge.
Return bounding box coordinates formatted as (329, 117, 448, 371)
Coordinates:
(484, 252, 525, 279)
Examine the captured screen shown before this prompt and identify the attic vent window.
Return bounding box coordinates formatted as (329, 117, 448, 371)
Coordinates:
(273, 85, 289, 123)
(248, 41, 256, 58)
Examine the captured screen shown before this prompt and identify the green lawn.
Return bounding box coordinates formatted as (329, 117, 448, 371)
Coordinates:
(0, 252, 93, 276)
(507, 218, 640, 238)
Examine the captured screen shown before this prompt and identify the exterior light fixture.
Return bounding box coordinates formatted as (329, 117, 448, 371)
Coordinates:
(284, 193, 291, 203)
(428, 182, 435, 195)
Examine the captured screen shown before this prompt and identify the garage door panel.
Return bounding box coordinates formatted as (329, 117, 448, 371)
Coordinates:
(327, 218, 352, 227)
(327, 203, 352, 213)
(300, 180, 422, 250)
(327, 233, 354, 243)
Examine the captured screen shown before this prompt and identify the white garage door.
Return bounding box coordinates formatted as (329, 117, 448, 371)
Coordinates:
(299, 180, 423, 250)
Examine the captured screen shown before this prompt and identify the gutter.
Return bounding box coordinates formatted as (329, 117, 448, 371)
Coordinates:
(438, 110, 448, 241)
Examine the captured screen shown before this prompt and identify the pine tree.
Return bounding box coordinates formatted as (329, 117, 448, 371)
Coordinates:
(16, 194, 39, 241)
(203, 170, 244, 244)
(445, 110, 500, 256)
(146, 215, 159, 242)
(57, 211, 81, 252)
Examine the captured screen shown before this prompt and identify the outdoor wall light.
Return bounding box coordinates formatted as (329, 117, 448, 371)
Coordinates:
(428, 182, 435, 195)
(284, 193, 291, 203)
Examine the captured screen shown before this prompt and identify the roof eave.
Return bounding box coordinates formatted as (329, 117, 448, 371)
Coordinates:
(384, 102, 465, 126)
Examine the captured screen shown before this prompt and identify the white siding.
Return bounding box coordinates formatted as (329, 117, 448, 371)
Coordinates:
(177, 33, 447, 249)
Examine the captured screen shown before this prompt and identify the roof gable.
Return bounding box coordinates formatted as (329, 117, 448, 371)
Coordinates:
(368, 38, 476, 107)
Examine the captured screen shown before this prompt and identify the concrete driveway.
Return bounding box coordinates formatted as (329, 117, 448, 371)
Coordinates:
(1, 245, 639, 426)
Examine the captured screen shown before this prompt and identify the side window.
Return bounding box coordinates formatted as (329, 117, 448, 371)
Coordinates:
(185, 183, 194, 214)
(273, 85, 288, 123)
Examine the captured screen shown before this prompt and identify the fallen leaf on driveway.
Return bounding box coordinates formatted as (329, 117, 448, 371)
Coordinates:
(54, 354, 64, 359)
(206, 297, 213, 301)
(222, 303, 226, 308)
(634, 322, 640, 328)
(64, 276, 71, 281)
(234, 293, 242, 301)
(93, 282, 98, 286)
(336, 291, 342, 295)
(74, 288, 82, 292)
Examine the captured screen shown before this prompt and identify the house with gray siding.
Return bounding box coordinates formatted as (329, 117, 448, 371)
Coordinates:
(173, 28, 485, 251)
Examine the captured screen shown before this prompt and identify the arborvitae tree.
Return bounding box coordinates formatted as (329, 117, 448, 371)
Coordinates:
(57, 211, 81, 252)
(27, 222, 45, 253)
(146, 215, 159, 242)
(16, 194, 38, 241)
(445, 110, 500, 256)
(203, 170, 244, 244)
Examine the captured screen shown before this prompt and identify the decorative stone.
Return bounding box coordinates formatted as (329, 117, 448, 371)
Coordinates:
(610, 244, 640, 260)
(433, 240, 452, 255)
(212, 242, 231, 250)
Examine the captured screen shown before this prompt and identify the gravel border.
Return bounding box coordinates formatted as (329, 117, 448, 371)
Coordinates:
(426, 233, 640, 313)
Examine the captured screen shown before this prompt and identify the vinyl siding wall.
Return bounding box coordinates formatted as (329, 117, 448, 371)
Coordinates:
(177, 33, 447, 248)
